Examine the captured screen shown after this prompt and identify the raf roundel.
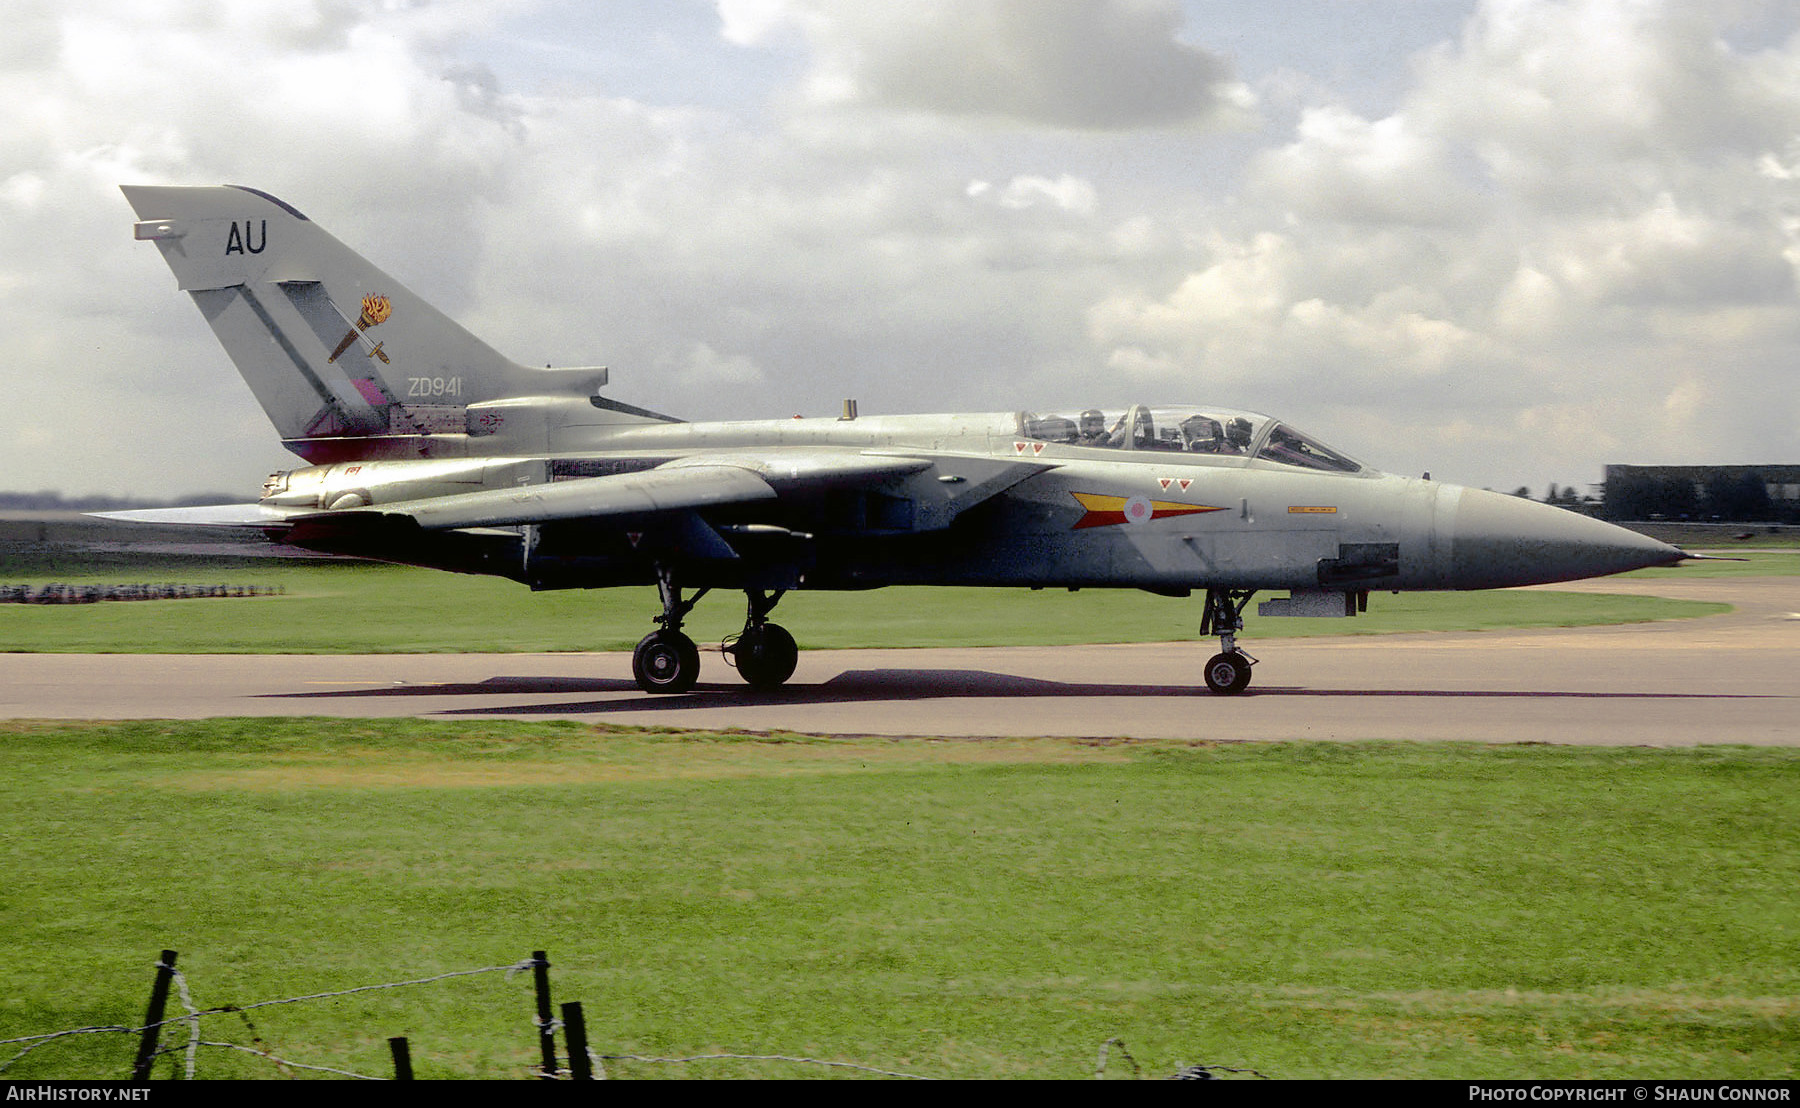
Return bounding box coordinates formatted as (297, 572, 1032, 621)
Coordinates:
(1122, 495, 1154, 525)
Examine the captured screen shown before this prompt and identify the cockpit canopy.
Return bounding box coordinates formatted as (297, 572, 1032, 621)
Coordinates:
(1017, 405, 1364, 474)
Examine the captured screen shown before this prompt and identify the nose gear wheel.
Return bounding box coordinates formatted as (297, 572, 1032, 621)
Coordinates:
(1199, 588, 1257, 695)
(1203, 650, 1253, 695)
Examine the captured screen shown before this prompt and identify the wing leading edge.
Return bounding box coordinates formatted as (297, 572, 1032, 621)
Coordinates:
(95, 452, 943, 532)
(346, 464, 778, 531)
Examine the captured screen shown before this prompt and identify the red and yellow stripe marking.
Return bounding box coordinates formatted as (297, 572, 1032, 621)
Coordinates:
(1071, 492, 1226, 529)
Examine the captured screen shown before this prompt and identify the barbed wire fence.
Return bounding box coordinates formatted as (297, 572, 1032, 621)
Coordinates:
(0, 947, 1268, 1081)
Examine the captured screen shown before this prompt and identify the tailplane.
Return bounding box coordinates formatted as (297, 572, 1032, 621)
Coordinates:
(123, 185, 662, 462)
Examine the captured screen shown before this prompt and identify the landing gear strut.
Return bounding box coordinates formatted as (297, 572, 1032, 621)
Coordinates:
(724, 589, 798, 691)
(1199, 588, 1257, 695)
(631, 574, 801, 694)
(632, 569, 708, 693)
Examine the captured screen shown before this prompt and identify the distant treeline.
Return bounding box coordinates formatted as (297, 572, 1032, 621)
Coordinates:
(1601, 470, 1796, 524)
(0, 491, 240, 512)
(1, 583, 285, 604)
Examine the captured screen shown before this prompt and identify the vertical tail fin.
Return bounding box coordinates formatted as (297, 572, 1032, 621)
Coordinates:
(123, 185, 654, 462)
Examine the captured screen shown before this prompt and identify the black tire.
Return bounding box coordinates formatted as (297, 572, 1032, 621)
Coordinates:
(732, 623, 798, 690)
(633, 630, 700, 693)
(1203, 651, 1252, 695)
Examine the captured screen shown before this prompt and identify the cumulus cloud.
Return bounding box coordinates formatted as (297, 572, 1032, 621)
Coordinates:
(968, 174, 1099, 215)
(1087, 0, 1800, 483)
(1417, 0, 1800, 205)
(664, 341, 767, 389)
(3, 0, 1798, 500)
(1088, 231, 1498, 399)
(1250, 106, 1478, 226)
(2, 0, 1149, 495)
(0, 1, 551, 495)
(719, 0, 1254, 130)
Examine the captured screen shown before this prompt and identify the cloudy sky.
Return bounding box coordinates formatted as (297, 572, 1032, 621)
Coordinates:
(3, 0, 1797, 500)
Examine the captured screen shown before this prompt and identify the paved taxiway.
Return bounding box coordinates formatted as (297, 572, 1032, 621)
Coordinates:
(3, 577, 1794, 745)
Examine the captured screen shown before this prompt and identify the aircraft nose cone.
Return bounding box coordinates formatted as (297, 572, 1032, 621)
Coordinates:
(1447, 486, 1685, 589)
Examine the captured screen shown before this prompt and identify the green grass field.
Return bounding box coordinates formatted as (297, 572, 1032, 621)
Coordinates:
(2, 552, 1791, 1080)
(0, 721, 1793, 1081)
(2, 548, 1772, 654)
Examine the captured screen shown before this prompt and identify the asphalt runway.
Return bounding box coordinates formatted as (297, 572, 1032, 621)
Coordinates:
(3, 577, 1795, 745)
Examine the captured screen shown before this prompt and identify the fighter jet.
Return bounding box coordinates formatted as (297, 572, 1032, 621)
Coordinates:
(110, 185, 1688, 694)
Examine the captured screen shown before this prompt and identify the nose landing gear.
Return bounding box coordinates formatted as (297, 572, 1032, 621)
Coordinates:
(1200, 588, 1257, 695)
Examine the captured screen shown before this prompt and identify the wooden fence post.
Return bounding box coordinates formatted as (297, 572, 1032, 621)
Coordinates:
(532, 951, 558, 1079)
(389, 1036, 413, 1080)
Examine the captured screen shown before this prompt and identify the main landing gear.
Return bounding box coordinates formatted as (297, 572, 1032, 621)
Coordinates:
(631, 571, 708, 694)
(630, 572, 799, 694)
(724, 589, 798, 691)
(1199, 588, 1257, 695)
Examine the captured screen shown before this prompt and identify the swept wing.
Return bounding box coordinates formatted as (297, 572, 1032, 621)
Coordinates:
(99, 451, 944, 531)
